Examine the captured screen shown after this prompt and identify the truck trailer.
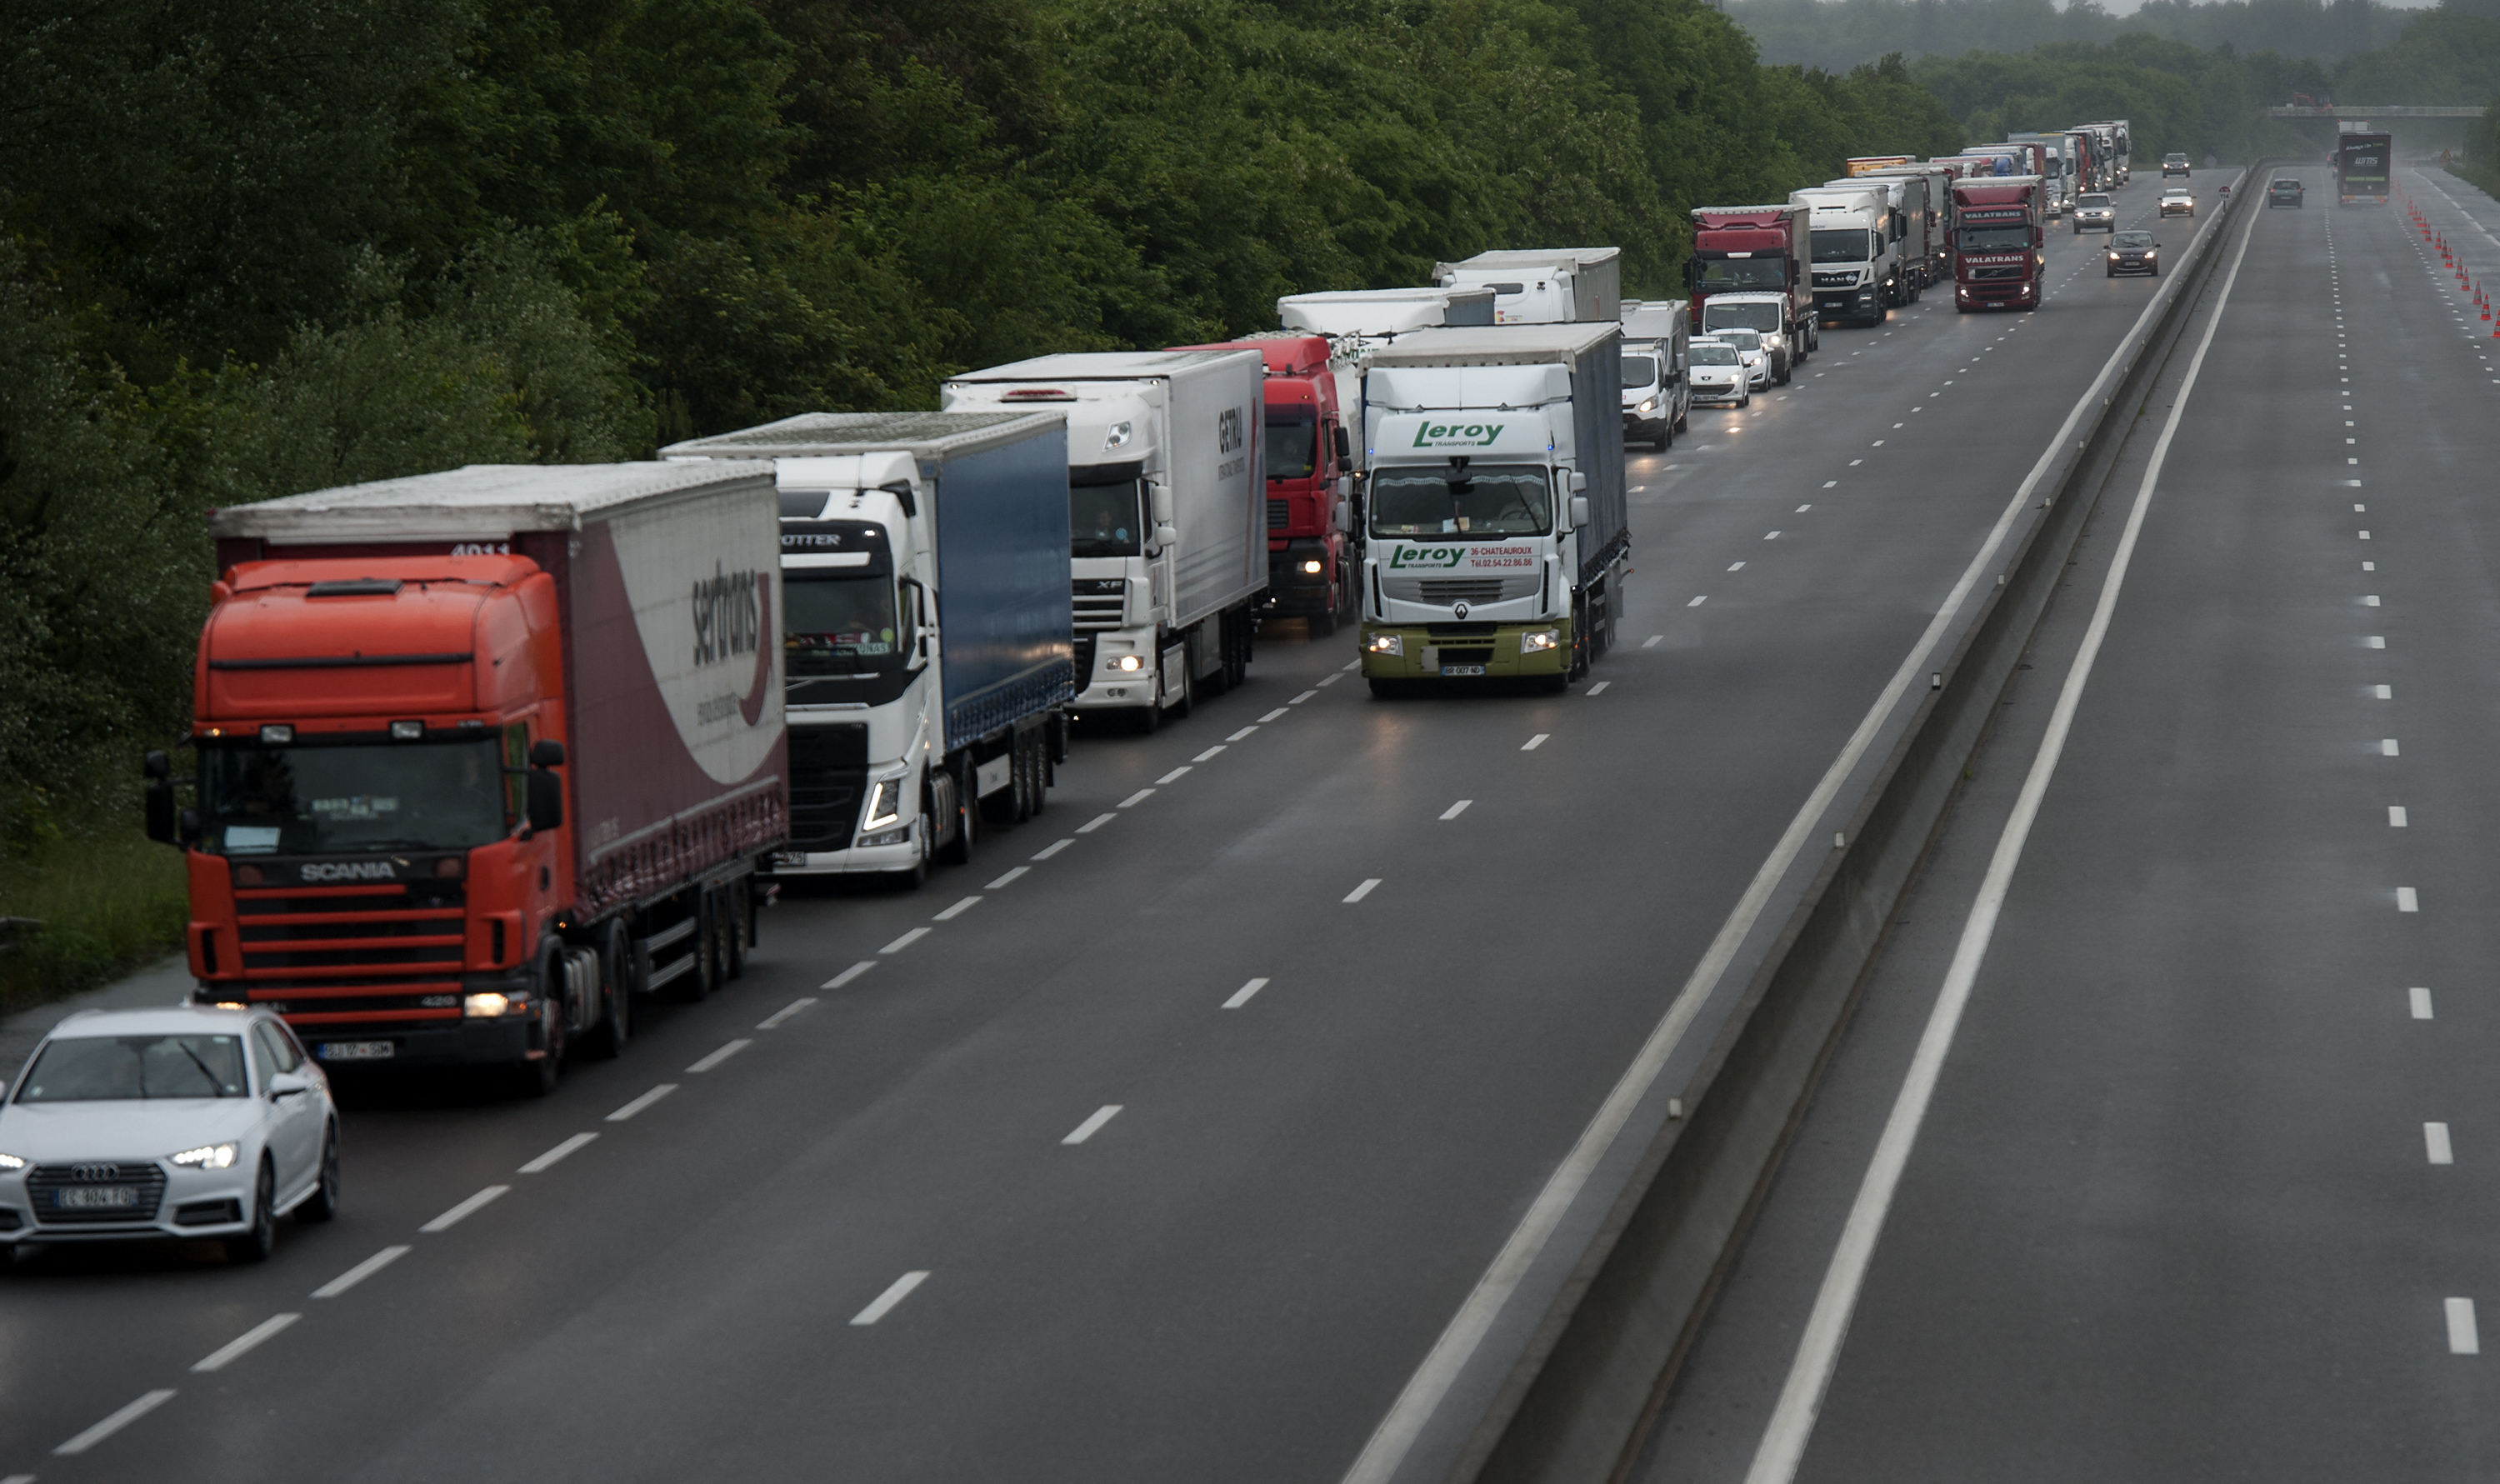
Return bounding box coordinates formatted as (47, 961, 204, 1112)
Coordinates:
(1826, 175, 1934, 292)
(662, 412, 1075, 885)
(1857, 164, 1954, 284)
(2338, 130, 2392, 204)
(1356, 323, 1628, 692)
(162, 462, 790, 1092)
(1952, 176, 2046, 312)
(943, 351, 1267, 731)
(1432, 248, 1622, 325)
(1686, 203, 1818, 368)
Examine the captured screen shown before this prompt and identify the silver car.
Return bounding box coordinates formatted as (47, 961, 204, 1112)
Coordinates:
(1, 1006, 339, 1262)
(1688, 339, 1750, 406)
(2072, 192, 2116, 232)
(1713, 328, 1774, 390)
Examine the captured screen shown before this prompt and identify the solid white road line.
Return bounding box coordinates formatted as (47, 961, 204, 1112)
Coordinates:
(419, 1187, 508, 1235)
(1588, 681, 1611, 696)
(1118, 789, 1154, 808)
(822, 962, 876, 990)
(880, 926, 932, 952)
(932, 895, 982, 921)
(1074, 813, 1116, 834)
(192, 1312, 301, 1372)
(1228, 727, 1259, 742)
(852, 1271, 930, 1326)
(519, 1132, 598, 1174)
(1158, 767, 1192, 784)
(1741, 185, 2262, 1484)
(2398, 887, 2420, 912)
(687, 1039, 752, 1073)
(1344, 879, 1382, 903)
(1441, 800, 1473, 821)
(1224, 977, 1270, 1009)
(1260, 708, 1288, 722)
(54, 1390, 178, 1456)
(2412, 987, 2436, 1019)
(1062, 1106, 1123, 1145)
(313, 1245, 412, 1297)
(986, 867, 1029, 890)
(1194, 746, 1228, 762)
(2427, 1122, 2455, 1164)
(607, 1084, 679, 1122)
(2449, 1297, 2481, 1354)
(1032, 838, 1074, 859)
(2390, 807, 2409, 827)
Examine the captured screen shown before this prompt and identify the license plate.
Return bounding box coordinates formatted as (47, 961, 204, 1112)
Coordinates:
(1441, 665, 1487, 677)
(55, 1186, 140, 1210)
(773, 850, 808, 867)
(318, 1041, 395, 1062)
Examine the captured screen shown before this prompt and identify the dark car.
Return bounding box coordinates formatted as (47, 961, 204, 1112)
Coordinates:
(2106, 230, 2160, 277)
(2162, 152, 2191, 178)
(2268, 177, 2304, 208)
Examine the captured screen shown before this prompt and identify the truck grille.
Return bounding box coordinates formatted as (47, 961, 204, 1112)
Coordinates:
(28, 1163, 168, 1226)
(233, 879, 468, 1027)
(1968, 264, 2025, 282)
(1381, 575, 1540, 605)
(788, 726, 870, 851)
(1268, 498, 1290, 530)
(1072, 578, 1126, 631)
(1813, 272, 1857, 287)
(1072, 632, 1098, 680)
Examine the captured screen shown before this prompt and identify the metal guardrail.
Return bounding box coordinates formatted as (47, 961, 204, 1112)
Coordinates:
(2266, 106, 2488, 118)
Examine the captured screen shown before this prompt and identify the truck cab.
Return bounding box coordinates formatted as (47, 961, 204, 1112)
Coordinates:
(1172, 336, 1358, 634)
(1793, 186, 1903, 324)
(1696, 292, 1793, 384)
(1952, 177, 2046, 312)
(1685, 204, 1818, 369)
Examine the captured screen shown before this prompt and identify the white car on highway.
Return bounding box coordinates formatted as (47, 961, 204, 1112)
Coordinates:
(1688, 338, 1751, 407)
(0, 1006, 339, 1262)
(1713, 327, 1774, 390)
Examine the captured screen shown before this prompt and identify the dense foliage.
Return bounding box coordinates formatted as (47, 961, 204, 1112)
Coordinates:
(1728, 0, 2412, 72)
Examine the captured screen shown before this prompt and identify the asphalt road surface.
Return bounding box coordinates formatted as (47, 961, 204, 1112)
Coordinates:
(3, 172, 2238, 1483)
(1634, 167, 2500, 1482)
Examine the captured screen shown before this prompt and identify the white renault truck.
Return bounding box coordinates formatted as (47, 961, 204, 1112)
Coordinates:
(1357, 324, 1628, 693)
(1791, 184, 1905, 326)
(943, 351, 1267, 732)
(1432, 248, 1622, 325)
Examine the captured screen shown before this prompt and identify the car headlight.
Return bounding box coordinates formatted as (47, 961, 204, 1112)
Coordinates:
(169, 1143, 237, 1170)
(1520, 628, 1561, 653)
(1111, 652, 1142, 672)
(1301, 559, 1324, 575)
(464, 991, 528, 1018)
(1638, 398, 1658, 413)
(2108, 252, 2118, 260)
(1366, 632, 1403, 656)
(862, 776, 905, 832)
(0, 1153, 24, 1172)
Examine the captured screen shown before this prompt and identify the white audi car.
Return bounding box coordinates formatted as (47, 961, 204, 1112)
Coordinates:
(1, 1006, 339, 1262)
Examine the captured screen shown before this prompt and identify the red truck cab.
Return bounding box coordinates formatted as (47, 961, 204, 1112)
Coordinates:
(1685, 205, 1818, 367)
(1172, 334, 1356, 632)
(1952, 178, 2046, 312)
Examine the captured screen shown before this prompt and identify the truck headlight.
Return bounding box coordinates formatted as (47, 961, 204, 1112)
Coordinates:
(1520, 628, 1561, 652)
(464, 992, 527, 1018)
(862, 777, 905, 832)
(1111, 653, 1142, 672)
(169, 1142, 238, 1170)
(1638, 398, 1658, 413)
(1301, 559, 1324, 575)
(1366, 632, 1403, 656)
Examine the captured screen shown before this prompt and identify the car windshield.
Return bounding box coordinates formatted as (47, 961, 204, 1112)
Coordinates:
(1958, 225, 2032, 252)
(785, 571, 903, 676)
(1703, 302, 1781, 333)
(1621, 355, 1658, 388)
(1692, 344, 1740, 366)
(1070, 476, 1143, 558)
(2079, 194, 2111, 207)
(2113, 232, 2153, 248)
(1718, 329, 1762, 350)
(18, 1034, 249, 1101)
(1266, 407, 1317, 482)
(201, 739, 507, 856)
(1811, 229, 1878, 262)
(1370, 463, 1552, 538)
(1692, 257, 1788, 291)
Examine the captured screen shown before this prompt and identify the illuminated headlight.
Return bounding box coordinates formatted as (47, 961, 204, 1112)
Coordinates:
(169, 1143, 238, 1170)
(2108, 252, 2119, 261)
(862, 777, 905, 832)
(1365, 632, 1403, 656)
(1638, 398, 1658, 414)
(1111, 653, 1143, 672)
(1102, 420, 1133, 452)
(0, 1153, 24, 1172)
(858, 827, 910, 847)
(1301, 559, 1324, 575)
(1520, 628, 1562, 653)
(464, 991, 528, 1018)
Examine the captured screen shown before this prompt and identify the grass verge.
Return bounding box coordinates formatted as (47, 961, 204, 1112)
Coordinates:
(2444, 162, 2500, 202)
(0, 822, 188, 1016)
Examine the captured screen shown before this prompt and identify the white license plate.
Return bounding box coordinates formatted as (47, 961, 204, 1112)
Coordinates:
(773, 850, 808, 867)
(1441, 665, 1487, 677)
(55, 1186, 140, 1210)
(318, 1041, 395, 1062)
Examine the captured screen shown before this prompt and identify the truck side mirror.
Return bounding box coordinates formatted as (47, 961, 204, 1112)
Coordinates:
(1568, 472, 1588, 493)
(1151, 523, 1179, 552)
(1332, 500, 1352, 535)
(145, 778, 177, 845)
(1148, 480, 1175, 526)
(526, 768, 564, 833)
(528, 739, 565, 768)
(1569, 495, 1591, 530)
(1332, 425, 1352, 464)
(145, 750, 171, 781)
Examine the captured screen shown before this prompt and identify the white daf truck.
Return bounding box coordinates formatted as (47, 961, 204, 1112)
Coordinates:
(943, 351, 1267, 732)
(1357, 323, 1628, 693)
(1791, 184, 1906, 325)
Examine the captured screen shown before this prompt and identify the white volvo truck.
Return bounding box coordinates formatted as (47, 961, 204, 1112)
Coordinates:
(944, 351, 1267, 732)
(1356, 323, 1628, 694)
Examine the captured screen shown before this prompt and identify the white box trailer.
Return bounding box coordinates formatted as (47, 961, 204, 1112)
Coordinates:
(1278, 287, 1500, 462)
(1432, 248, 1622, 325)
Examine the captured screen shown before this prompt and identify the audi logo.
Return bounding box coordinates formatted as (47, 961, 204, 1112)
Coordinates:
(71, 1163, 120, 1182)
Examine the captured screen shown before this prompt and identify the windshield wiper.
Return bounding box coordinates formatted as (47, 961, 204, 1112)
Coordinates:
(152, 1041, 231, 1099)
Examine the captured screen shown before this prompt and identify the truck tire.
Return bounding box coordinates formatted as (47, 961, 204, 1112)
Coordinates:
(583, 922, 632, 1058)
(1028, 728, 1048, 817)
(942, 758, 978, 865)
(725, 883, 749, 981)
(680, 900, 718, 1002)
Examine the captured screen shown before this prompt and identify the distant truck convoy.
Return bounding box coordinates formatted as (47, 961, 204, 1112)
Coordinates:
(662, 412, 1076, 885)
(1686, 203, 1818, 368)
(1952, 176, 2046, 312)
(164, 462, 792, 1091)
(1357, 323, 1629, 692)
(1433, 248, 1622, 325)
(943, 350, 1268, 732)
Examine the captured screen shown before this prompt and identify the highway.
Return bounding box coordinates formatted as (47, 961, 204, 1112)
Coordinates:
(1635, 167, 2500, 1482)
(0, 172, 2256, 1482)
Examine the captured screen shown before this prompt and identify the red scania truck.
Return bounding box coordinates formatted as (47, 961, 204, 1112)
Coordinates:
(1952, 177, 2046, 312)
(1172, 334, 1358, 632)
(149, 462, 789, 1092)
(1686, 203, 1818, 368)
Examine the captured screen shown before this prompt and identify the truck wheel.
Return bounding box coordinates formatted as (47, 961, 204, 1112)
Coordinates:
(1028, 729, 1048, 817)
(680, 900, 717, 1002)
(942, 760, 978, 865)
(724, 884, 749, 981)
(1311, 603, 1337, 637)
(584, 922, 632, 1058)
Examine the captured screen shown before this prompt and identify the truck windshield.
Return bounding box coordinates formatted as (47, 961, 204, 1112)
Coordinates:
(200, 739, 508, 856)
(1958, 225, 2032, 252)
(1812, 230, 1878, 262)
(1071, 477, 1144, 558)
(1704, 302, 1780, 333)
(1621, 355, 1658, 388)
(1370, 463, 1551, 538)
(1266, 408, 1317, 482)
(1691, 257, 1787, 292)
(785, 572, 903, 675)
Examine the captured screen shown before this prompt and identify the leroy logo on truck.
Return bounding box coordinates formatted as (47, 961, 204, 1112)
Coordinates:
(1410, 421, 1507, 447)
(1387, 545, 1467, 569)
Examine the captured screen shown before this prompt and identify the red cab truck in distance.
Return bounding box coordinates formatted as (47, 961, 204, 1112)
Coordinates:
(1952, 177, 2046, 312)
(150, 462, 790, 1092)
(1172, 334, 1358, 633)
(1685, 203, 1818, 367)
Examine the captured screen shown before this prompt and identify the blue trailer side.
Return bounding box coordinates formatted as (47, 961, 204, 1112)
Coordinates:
(929, 426, 1078, 753)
